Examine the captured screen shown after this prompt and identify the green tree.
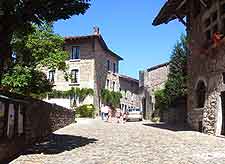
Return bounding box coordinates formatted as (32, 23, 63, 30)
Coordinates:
(165, 34, 187, 105)
(154, 34, 187, 111)
(0, 0, 90, 82)
(2, 25, 69, 96)
(69, 87, 94, 107)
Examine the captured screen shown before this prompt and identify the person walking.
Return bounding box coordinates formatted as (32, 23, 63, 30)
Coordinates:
(115, 108, 122, 123)
(100, 105, 105, 120)
(104, 105, 110, 121)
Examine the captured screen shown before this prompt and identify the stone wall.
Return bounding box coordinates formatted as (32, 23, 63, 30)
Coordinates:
(139, 63, 169, 120)
(24, 99, 75, 143)
(119, 75, 141, 110)
(187, 1, 225, 135)
(44, 37, 96, 107)
(0, 92, 75, 162)
(94, 40, 121, 109)
(162, 97, 187, 124)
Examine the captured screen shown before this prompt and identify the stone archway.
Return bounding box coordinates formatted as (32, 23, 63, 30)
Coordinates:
(195, 80, 206, 108)
(193, 78, 207, 132)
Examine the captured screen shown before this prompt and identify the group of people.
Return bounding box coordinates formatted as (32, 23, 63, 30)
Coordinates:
(100, 105, 127, 123)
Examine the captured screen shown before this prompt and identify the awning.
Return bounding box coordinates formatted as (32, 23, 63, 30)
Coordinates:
(152, 0, 188, 26)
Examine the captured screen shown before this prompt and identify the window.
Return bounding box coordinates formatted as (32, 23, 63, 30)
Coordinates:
(106, 79, 110, 89)
(220, 3, 225, 15)
(204, 17, 210, 28)
(107, 60, 110, 71)
(112, 81, 115, 91)
(205, 30, 211, 41)
(212, 11, 218, 22)
(206, 0, 212, 9)
(71, 69, 79, 83)
(193, 0, 201, 17)
(113, 63, 116, 73)
(70, 46, 80, 60)
(223, 18, 225, 35)
(213, 24, 218, 33)
(49, 70, 55, 83)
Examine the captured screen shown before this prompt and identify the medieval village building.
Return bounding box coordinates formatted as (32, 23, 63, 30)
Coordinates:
(139, 63, 170, 120)
(153, 0, 225, 135)
(45, 27, 141, 111)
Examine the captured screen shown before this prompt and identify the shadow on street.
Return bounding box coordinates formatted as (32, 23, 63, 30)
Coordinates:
(23, 134, 98, 155)
(142, 122, 192, 132)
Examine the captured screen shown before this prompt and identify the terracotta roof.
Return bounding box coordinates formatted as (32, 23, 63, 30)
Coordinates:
(119, 74, 139, 83)
(64, 35, 123, 60)
(147, 62, 170, 72)
(152, 0, 188, 26)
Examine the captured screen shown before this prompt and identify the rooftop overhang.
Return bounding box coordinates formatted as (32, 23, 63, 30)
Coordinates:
(152, 0, 188, 26)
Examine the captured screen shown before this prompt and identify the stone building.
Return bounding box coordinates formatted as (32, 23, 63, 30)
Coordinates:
(153, 0, 225, 135)
(119, 74, 141, 112)
(139, 63, 170, 120)
(45, 27, 141, 110)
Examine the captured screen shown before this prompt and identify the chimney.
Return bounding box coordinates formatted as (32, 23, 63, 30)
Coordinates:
(93, 26, 100, 35)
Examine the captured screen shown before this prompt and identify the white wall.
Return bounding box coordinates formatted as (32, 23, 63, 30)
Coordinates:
(45, 98, 71, 109)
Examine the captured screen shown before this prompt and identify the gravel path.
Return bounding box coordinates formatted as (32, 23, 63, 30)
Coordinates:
(10, 119, 225, 164)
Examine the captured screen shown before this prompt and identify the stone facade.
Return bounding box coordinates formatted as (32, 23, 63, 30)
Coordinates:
(139, 63, 169, 120)
(45, 28, 141, 111)
(186, 0, 225, 135)
(0, 91, 75, 162)
(119, 75, 141, 111)
(153, 0, 225, 135)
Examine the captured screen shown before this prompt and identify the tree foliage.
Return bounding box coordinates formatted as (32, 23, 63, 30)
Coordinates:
(2, 25, 68, 96)
(155, 34, 187, 111)
(0, 0, 90, 83)
(101, 89, 122, 108)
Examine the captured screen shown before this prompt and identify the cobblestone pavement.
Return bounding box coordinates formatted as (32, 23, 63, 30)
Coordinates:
(10, 118, 225, 164)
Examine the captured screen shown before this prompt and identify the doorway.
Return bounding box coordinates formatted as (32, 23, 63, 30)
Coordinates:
(142, 98, 146, 119)
(221, 91, 225, 135)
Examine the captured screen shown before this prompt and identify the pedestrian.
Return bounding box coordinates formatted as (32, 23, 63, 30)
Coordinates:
(122, 111, 127, 123)
(100, 105, 105, 120)
(107, 107, 112, 123)
(115, 108, 122, 123)
(104, 105, 110, 122)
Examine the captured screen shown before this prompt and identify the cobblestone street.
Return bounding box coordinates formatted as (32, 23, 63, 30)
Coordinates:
(10, 119, 225, 164)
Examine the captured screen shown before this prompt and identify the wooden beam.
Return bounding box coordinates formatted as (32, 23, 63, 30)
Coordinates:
(199, 0, 207, 8)
(176, 0, 187, 10)
(175, 14, 187, 26)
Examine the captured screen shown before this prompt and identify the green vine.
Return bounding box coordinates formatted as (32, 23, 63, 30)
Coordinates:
(101, 89, 122, 108)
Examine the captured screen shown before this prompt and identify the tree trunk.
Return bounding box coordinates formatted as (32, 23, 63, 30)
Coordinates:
(0, 23, 13, 86)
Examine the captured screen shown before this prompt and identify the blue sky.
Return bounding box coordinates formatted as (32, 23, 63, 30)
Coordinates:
(54, 0, 185, 79)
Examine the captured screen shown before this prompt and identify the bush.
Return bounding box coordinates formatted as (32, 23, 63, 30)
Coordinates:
(154, 89, 169, 112)
(75, 104, 95, 118)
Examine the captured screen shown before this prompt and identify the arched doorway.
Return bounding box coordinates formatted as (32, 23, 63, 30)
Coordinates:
(196, 80, 206, 108)
(195, 80, 206, 132)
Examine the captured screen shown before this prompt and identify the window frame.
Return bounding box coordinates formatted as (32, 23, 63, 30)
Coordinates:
(70, 46, 80, 60)
(49, 70, 56, 83)
(107, 60, 110, 71)
(106, 79, 110, 89)
(112, 81, 116, 91)
(113, 63, 116, 73)
(70, 69, 80, 84)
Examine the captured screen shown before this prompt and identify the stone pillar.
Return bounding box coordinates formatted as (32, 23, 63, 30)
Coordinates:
(203, 92, 217, 135)
(215, 94, 222, 136)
